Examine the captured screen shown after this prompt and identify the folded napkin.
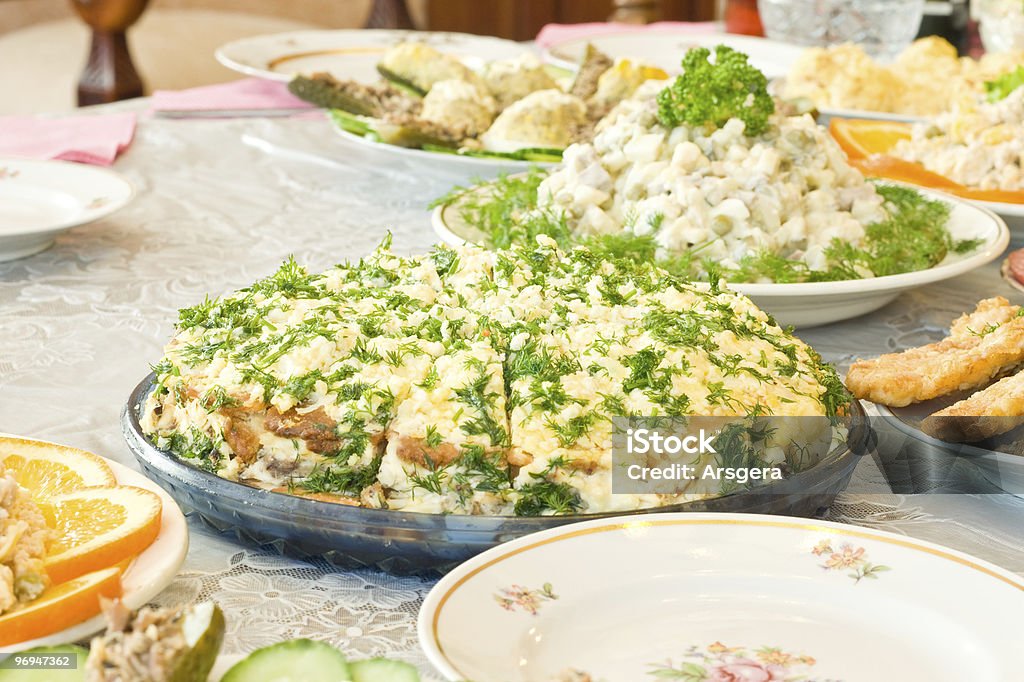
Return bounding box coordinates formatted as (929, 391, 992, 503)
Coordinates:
(150, 78, 313, 113)
(0, 112, 136, 166)
(536, 21, 718, 50)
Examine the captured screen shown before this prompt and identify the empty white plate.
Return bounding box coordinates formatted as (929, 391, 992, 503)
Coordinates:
(0, 159, 134, 261)
(420, 512, 1024, 681)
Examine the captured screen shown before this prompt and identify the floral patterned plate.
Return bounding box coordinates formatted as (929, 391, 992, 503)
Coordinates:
(419, 512, 1023, 681)
(0, 158, 134, 261)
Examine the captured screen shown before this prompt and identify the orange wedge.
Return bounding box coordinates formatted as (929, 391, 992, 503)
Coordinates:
(830, 118, 912, 160)
(42, 486, 162, 585)
(0, 565, 122, 646)
(0, 436, 117, 499)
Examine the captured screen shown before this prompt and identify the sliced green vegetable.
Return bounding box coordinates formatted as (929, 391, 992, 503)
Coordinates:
(0, 646, 88, 682)
(985, 65, 1024, 102)
(422, 144, 564, 162)
(350, 658, 420, 682)
(376, 65, 427, 97)
(222, 639, 351, 682)
(289, 76, 376, 115)
(171, 602, 225, 682)
(329, 109, 374, 137)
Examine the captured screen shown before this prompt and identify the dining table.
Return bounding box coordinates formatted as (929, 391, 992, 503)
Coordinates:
(2, 99, 1023, 678)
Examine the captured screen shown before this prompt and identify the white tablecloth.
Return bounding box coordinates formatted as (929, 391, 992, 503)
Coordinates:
(2, 111, 1022, 676)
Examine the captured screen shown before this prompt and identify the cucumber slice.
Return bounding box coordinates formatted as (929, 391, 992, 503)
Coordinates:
(0, 645, 88, 681)
(222, 639, 351, 682)
(329, 110, 375, 137)
(421, 144, 564, 162)
(350, 658, 420, 682)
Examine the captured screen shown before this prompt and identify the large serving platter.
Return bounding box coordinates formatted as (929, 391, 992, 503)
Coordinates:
(216, 29, 527, 83)
(433, 181, 1010, 328)
(0, 159, 134, 262)
(419, 511, 1024, 681)
(7, 439, 188, 652)
(123, 375, 870, 574)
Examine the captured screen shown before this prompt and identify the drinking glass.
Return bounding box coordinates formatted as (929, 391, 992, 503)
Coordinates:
(757, 0, 926, 61)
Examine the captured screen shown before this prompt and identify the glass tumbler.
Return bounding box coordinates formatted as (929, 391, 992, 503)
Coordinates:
(757, 0, 926, 61)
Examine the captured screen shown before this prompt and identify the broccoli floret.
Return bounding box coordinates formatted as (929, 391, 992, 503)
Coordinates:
(985, 66, 1024, 102)
(656, 45, 774, 136)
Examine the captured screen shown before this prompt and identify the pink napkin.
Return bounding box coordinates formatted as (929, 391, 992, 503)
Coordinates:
(150, 78, 313, 112)
(536, 21, 718, 50)
(0, 112, 136, 166)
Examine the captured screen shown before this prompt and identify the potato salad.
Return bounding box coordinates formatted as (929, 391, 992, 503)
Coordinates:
(536, 82, 887, 276)
(142, 238, 846, 516)
(894, 86, 1024, 191)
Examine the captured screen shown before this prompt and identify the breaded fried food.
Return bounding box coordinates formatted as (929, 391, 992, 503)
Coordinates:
(921, 371, 1024, 443)
(846, 297, 1024, 407)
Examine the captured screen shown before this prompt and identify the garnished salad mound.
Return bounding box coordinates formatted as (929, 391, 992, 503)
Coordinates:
(436, 46, 981, 284)
(143, 238, 849, 516)
(893, 67, 1024, 192)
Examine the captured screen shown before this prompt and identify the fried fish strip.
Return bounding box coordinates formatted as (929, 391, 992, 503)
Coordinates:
(921, 371, 1024, 442)
(846, 297, 1024, 407)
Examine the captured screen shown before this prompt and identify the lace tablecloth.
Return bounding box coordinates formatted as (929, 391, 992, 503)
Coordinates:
(2, 113, 1022, 676)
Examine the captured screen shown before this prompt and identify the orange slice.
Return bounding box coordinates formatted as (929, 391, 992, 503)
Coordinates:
(42, 486, 162, 585)
(0, 436, 117, 499)
(853, 155, 1024, 204)
(830, 118, 912, 160)
(0, 566, 122, 646)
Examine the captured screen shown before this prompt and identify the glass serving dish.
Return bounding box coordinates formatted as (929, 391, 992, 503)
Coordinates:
(123, 373, 873, 574)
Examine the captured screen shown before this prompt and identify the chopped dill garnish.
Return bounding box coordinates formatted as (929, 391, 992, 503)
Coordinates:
(431, 168, 571, 249)
(201, 385, 239, 412)
(437, 174, 977, 284)
(301, 455, 381, 496)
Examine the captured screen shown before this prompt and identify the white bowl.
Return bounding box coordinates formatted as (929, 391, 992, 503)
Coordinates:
(432, 183, 1010, 328)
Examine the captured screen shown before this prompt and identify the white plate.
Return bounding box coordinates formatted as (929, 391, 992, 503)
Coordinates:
(333, 125, 558, 178)
(8, 448, 188, 651)
(420, 512, 1024, 682)
(0, 159, 134, 262)
(432, 182, 1010, 328)
(216, 29, 528, 83)
(543, 32, 804, 80)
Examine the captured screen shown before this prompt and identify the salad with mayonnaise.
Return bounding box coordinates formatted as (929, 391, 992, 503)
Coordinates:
(436, 46, 980, 283)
